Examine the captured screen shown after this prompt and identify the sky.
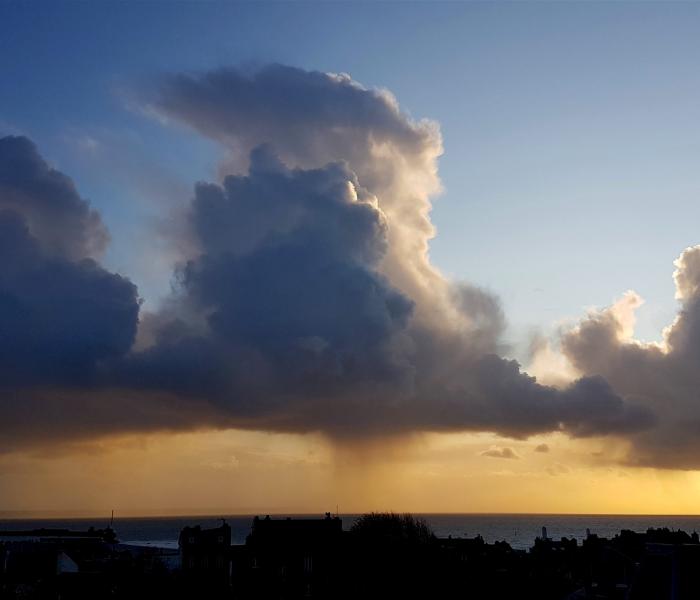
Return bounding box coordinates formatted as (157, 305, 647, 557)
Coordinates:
(3, 1, 700, 516)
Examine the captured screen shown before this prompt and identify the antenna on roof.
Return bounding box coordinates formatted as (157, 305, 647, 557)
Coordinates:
(110, 510, 114, 528)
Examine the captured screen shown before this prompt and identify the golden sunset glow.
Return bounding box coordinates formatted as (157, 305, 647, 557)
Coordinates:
(3, 430, 700, 517)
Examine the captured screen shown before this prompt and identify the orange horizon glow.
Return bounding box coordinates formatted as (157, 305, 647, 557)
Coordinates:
(2, 429, 700, 518)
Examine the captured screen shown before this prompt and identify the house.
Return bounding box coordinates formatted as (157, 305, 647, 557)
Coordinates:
(179, 520, 232, 590)
(235, 513, 344, 599)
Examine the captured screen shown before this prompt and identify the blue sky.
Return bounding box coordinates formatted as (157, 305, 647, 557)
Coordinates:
(3, 1, 700, 351)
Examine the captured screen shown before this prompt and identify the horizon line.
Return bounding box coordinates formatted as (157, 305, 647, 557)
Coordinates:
(4, 510, 700, 521)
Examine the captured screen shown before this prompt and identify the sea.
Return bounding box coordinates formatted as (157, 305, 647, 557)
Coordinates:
(3, 514, 700, 551)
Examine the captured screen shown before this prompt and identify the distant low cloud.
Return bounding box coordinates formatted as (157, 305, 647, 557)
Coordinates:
(481, 446, 519, 460)
(546, 463, 570, 476)
(534, 443, 550, 453)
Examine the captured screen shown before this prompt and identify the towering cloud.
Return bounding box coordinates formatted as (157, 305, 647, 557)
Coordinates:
(152, 65, 461, 339)
(0, 66, 658, 452)
(123, 65, 653, 438)
(562, 246, 700, 468)
(120, 147, 416, 429)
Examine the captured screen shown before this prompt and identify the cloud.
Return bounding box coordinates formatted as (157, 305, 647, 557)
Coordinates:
(546, 463, 570, 476)
(147, 65, 456, 338)
(117, 147, 416, 425)
(0, 212, 137, 385)
(481, 446, 519, 459)
(561, 245, 700, 468)
(119, 65, 653, 439)
(0, 136, 142, 449)
(0, 67, 656, 450)
(0, 138, 139, 385)
(0, 136, 108, 260)
(121, 148, 650, 437)
(534, 443, 550, 453)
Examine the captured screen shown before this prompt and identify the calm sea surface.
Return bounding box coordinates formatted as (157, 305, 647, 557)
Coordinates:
(3, 514, 700, 551)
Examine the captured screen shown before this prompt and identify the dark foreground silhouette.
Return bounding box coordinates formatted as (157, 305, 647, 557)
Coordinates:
(2, 513, 700, 599)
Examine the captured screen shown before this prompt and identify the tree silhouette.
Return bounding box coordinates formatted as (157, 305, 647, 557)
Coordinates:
(350, 512, 434, 545)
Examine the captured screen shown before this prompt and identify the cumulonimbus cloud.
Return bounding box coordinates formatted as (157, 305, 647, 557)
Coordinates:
(0, 66, 656, 451)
